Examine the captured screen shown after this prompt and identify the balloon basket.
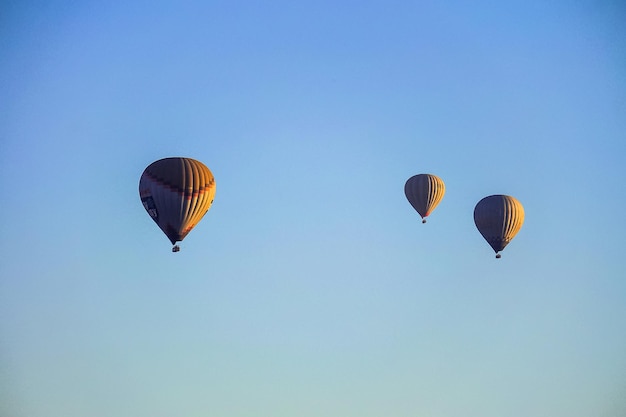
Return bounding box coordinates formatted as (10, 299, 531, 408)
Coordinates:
(172, 245, 180, 252)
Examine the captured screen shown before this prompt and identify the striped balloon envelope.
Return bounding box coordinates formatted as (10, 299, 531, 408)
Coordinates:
(404, 174, 446, 223)
(139, 157, 216, 251)
(473, 194, 524, 258)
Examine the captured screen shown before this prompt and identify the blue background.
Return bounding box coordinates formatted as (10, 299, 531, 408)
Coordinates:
(2, 1, 625, 416)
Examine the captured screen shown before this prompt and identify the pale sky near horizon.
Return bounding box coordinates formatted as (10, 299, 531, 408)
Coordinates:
(1, 1, 626, 416)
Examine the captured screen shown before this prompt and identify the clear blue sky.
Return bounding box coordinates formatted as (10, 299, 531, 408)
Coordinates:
(1, 1, 625, 416)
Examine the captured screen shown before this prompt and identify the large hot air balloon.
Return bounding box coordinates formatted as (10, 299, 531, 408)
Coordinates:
(404, 174, 446, 223)
(473, 195, 524, 258)
(139, 157, 216, 252)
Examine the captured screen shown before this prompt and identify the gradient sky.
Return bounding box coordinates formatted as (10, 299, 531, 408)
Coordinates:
(1, 1, 626, 416)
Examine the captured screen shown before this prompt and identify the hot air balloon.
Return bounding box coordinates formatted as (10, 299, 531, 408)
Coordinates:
(473, 195, 524, 258)
(139, 157, 216, 252)
(404, 174, 445, 223)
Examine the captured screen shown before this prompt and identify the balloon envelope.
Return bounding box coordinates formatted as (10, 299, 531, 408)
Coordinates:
(473, 194, 524, 257)
(139, 157, 216, 246)
(404, 174, 445, 222)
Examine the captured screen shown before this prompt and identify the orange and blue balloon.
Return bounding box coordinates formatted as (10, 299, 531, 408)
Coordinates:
(404, 174, 446, 223)
(139, 157, 216, 251)
(473, 194, 524, 258)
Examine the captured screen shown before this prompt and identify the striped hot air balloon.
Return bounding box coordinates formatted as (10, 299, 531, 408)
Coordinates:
(404, 174, 446, 223)
(473, 195, 524, 258)
(139, 157, 216, 252)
